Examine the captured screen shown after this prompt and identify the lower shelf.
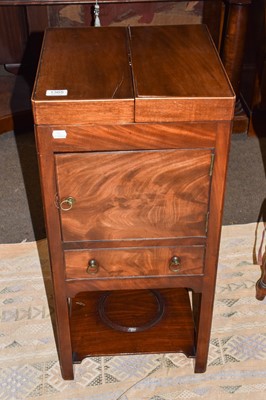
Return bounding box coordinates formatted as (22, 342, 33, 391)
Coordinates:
(70, 288, 196, 363)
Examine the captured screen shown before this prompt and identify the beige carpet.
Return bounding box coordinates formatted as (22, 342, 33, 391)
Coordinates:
(1, 223, 266, 399)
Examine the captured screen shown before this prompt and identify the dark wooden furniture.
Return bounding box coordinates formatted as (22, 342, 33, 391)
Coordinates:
(0, 0, 250, 134)
(32, 25, 235, 380)
(256, 267, 266, 301)
(240, 0, 266, 136)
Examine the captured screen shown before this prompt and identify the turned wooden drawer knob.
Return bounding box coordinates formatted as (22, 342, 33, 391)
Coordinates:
(169, 256, 181, 272)
(86, 259, 99, 274)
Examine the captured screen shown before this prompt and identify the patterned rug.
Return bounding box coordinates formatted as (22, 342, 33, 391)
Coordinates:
(1, 223, 266, 399)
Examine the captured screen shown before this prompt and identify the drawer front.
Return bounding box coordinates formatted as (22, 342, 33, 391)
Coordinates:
(64, 246, 205, 279)
(55, 149, 212, 242)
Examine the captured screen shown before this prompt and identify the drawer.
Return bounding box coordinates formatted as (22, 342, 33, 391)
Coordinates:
(55, 149, 213, 242)
(64, 246, 205, 280)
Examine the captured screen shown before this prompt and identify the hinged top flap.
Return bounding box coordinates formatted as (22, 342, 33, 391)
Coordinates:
(32, 27, 134, 125)
(129, 25, 235, 122)
(32, 25, 235, 125)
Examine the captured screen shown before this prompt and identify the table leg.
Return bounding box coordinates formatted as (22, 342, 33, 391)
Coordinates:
(222, 1, 252, 94)
(221, 0, 252, 133)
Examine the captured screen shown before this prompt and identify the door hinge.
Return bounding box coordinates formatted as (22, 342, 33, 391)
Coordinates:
(209, 153, 215, 176)
(205, 211, 209, 234)
(54, 193, 60, 209)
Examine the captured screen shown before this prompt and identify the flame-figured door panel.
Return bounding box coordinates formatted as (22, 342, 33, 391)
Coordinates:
(55, 149, 212, 242)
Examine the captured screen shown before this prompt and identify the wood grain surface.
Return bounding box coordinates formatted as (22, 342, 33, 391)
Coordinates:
(55, 149, 212, 242)
(32, 25, 235, 125)
(70, 288, 195, 361)
(130, 25, 235, 122)
(32, 27, 134, 124)
(44, 122, 217, 153)
(65, 245, 205, 280)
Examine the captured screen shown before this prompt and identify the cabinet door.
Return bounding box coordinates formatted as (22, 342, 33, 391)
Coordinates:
(55, 149, 213, 242)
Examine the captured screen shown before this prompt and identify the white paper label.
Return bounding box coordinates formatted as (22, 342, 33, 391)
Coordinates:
(46, 89, 68, 96)
(52, 130, 67, 139)
(128, 327, 137, 333)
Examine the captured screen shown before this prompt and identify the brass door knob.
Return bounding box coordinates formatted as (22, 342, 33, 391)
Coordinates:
(86, 259, 99, 274)
(169, 255, 181, 272)
(59, 196, 76, 211)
